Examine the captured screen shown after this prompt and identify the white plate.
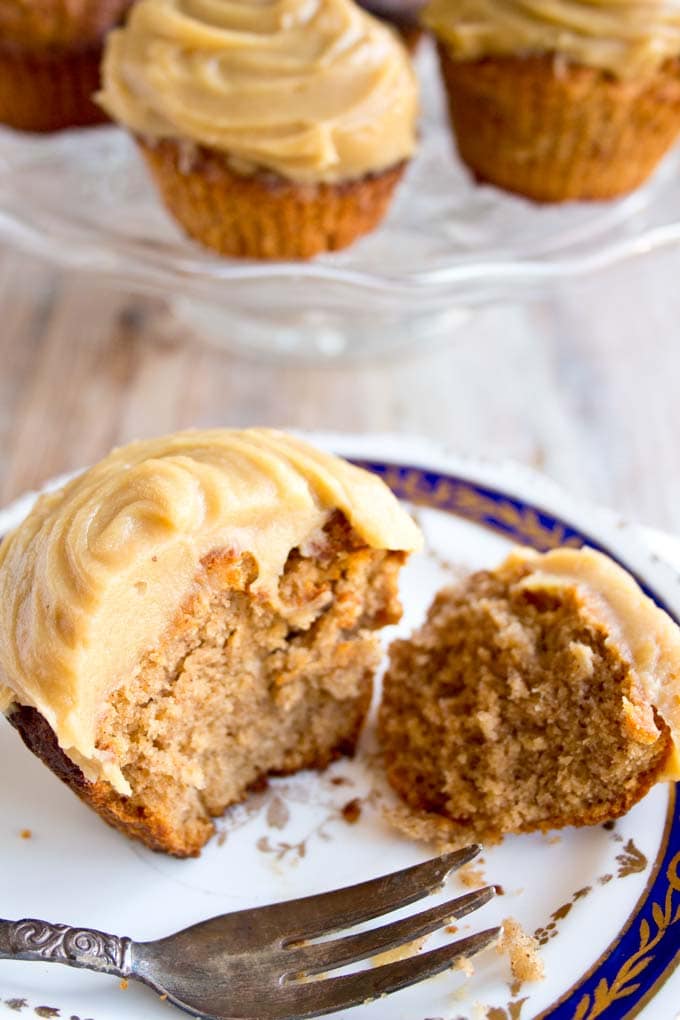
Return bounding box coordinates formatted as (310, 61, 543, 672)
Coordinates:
(3, 42, 680, 358)
(1, 435, 679, 1020)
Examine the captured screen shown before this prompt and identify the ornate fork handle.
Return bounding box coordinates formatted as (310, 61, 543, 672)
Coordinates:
(0, 918, 132, 977)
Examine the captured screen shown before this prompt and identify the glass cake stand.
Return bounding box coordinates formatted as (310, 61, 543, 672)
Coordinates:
(2, 39, 680, 360)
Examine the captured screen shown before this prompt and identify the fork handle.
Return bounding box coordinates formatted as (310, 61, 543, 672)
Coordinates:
(0, 918, 132, 978)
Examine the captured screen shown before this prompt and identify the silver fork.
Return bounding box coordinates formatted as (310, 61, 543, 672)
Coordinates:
(0, 845, 499, 1019)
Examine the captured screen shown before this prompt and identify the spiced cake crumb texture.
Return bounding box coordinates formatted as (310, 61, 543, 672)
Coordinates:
(10, 513, 404, 857)
(378, 548, 679, 845)
(497, 917, 545, 983)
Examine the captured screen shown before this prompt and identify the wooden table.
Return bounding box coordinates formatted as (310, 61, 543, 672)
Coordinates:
(1, 242, 678, 534)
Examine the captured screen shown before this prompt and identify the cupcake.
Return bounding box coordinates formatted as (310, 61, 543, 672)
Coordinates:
(379, 546, 680, 846)
(0, 0, 132, 132)
(97, 0, 419, 259)
(423, 0, 680, 201)
(0, 428, 421, 856)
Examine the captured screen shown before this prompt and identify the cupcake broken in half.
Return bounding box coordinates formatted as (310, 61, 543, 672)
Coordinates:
(379, 546, 680, 846)
(0, 429, 421, 857)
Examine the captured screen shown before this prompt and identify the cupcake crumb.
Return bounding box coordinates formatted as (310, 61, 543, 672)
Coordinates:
(119, 979, 129, 990)
(497, 917, 545, 982)
(341, 798, 362, 824)
(20, 829, 32, 840)
(459, 864, 486, 889)
(454, 956, 475, 976)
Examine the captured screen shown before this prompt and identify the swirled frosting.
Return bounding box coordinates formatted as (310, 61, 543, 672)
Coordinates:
(97, 0, 418, 183)
(423, 0, 680, 78)
(0, 429, 422, 794)
(509, 546, 680, 777)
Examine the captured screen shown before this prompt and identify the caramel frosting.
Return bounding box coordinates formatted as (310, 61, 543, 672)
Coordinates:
(423, 0, 680, 79)
(507, 546, 680, 778)
(97, 0, 419, 184)
(0, 429, 422, 794)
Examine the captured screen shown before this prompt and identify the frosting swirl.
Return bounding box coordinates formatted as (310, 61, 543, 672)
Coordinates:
(0, 429, 422, 793)
(98, 0, 419, 183)
(423, 0, 680, 78)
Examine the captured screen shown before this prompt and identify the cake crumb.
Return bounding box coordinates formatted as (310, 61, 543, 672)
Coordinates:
(446, 924, 458, 934)
(159, 993, 168, 1001)
(497, 917, 545, 982)
(119, 979, 129, 990)
(341, 798, 362, 824)
(382, 801, 468, 850)
(371, 936, 427, 967)
(454, 956, 475, 976)
(19, 829, 32, 839)
(459, 864, 486, 889)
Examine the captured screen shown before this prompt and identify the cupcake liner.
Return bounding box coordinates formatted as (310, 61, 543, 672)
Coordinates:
(437, 46, 680, 202)
(0, 45, 108, 132)
(138, 138, 406, 260)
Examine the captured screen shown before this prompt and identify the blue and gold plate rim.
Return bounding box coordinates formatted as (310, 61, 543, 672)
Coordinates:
(352, 457, 680, 1020)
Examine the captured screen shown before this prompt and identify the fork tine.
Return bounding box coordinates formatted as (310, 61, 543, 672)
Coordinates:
(284, 886, 495, 978)
(280, 845, 482, 943)
(282, 928, 501, 1018)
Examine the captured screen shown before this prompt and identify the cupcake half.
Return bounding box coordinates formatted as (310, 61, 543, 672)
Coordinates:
(379, 546, 680, 846)
(0, 0, 132, 132)
(98, 0, 419, 259)
(423, 0, 680, 202)
(0, 429, 421, 857)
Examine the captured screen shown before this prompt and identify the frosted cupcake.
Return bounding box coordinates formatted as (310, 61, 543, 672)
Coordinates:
(98, 0, 419, 259)
(423, 0, 680, 202)
(379, 547, 680, 846)
(0, 428, 421, 856)
(0, 0, 132, 132)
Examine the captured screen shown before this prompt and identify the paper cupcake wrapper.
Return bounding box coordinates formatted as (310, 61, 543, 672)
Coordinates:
(137, 138, 406, 260)
(0, 45, 108, 133)
(437, 45, 680, 202)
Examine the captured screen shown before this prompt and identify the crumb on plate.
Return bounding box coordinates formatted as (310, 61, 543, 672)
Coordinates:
(497, 917, 545, 982)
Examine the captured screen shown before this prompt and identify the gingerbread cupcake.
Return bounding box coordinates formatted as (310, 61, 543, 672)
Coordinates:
(0, 428, 421, 856)
(423, 0, 680, 201)
(0, 0, 132, 132)
(98, 0, 419, 260)
(379, 547, 680, 847)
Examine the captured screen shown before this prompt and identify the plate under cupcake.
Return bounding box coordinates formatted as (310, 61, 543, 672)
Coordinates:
(0, 433, 678, 1019)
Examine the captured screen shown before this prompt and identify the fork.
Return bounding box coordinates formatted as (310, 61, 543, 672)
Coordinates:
(0, 844, 499, 1020)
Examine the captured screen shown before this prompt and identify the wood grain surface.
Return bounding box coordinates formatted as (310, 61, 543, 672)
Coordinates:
(1, 243, 678, 533)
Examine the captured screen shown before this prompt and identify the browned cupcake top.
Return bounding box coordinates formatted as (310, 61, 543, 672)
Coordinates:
(97, 0, 419, 183)
(423, 0, 680, 78)
(0, 0, 133, 53)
